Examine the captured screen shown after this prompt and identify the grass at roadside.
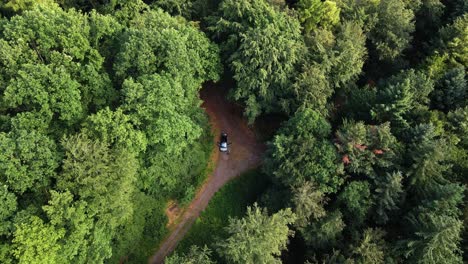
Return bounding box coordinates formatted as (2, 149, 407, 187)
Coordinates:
(176, 169, 269, 254)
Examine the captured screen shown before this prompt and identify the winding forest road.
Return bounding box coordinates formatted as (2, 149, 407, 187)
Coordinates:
(149, 84, 265, 264)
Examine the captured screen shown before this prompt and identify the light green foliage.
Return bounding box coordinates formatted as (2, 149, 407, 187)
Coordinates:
(110, 191, 168, 263)
(328, 21, 367, 87)
(373, 171, 403, 224)
(12, 216, 65, 264)
(114, 8, 220, 87)
(142, 137, 210, 197)
(87, 10, 123, 59)
(0, 2, 221, 264)
(352, 228, 387, 264)
(335, 121, 398, 176)
(42, 191, 92, 263)
(54, 134, 141, 262)
(83, 107, 147, 154)
(338, 181, 372, 224)
(0, 130, 59, 194)
(264, 109, 344, 193)
(166, 245, 215, 264)
(119, 74, 212, 198)
(0, 185, 17, 235)
(216, 204, 296, 264)
(121, 75, 202, 154)
(58, 134, 137, 229)
(0, 2, 114, 115)
(437, 14, 468, 67)
(1, 0, 53, 13)
(368, 0, 415, 60)
(292, 181, 327, 227)
(8, 110, 52, 133)
(297, 0, 340, 32)
(3, 64, 83, 125)
(177, 170, 269, 253)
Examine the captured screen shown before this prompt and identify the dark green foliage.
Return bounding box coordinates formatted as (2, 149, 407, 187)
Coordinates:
(211, 0, 305, 122)
(400, 183, 465, 263)
(405, 124, 451, 189)
(292, 64, 332, 115)
(338, 181, 372, 225)
(305, 21, 367, 90)
(372, 171, 403, 224)
(431, 67, 467, 111)
(413, 0, 445, 42)
(372, 79, 415, 130)
(368, 0, 415, 60)
(301, 210, 345, 250)
(335, 120, 399, 176)
(264, 109, 344, 193)
(447, 106, 468, 147)
(337, 0, 415, 60)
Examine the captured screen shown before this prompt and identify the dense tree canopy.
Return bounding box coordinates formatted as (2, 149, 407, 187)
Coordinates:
(0, 0, 466, 263)
(0, 1, 220, 263)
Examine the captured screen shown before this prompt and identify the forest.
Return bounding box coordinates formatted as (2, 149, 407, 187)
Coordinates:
(0, 0, 466, 263)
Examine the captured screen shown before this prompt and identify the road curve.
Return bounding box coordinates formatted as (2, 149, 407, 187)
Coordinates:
(149, 84, 265, 264)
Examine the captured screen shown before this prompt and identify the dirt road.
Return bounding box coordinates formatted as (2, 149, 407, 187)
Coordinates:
(149, 84, 265, 264)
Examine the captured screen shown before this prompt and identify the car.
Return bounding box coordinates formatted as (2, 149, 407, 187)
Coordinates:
(218, 132, 231, 153)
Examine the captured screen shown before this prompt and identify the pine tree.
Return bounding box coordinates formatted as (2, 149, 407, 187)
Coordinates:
(216, 204, 296, 264)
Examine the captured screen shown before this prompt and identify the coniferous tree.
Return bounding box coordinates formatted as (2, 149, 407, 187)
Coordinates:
(216, 204, 296, 264)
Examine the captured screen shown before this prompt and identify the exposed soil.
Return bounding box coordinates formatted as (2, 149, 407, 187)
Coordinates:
(149, 84, 265, 264)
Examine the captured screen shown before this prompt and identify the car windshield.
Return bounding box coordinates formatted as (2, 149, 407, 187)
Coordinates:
(221, 133, 227, 142)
